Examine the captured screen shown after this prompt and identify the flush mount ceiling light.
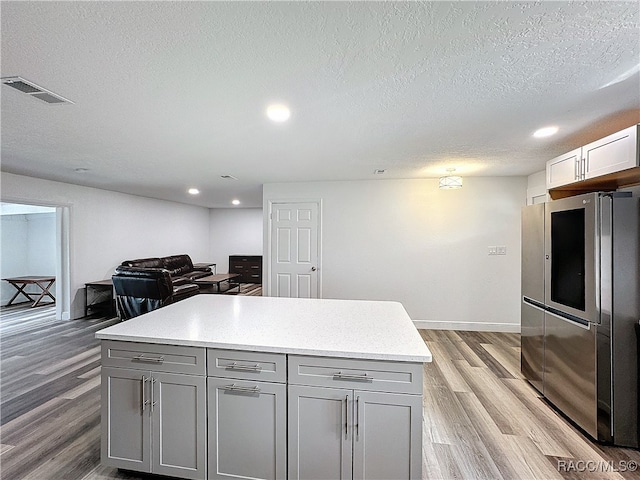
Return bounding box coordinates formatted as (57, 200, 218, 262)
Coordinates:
(439, 168, 463, 189)
(266, 104, 290, 122)
(188, 188, 200, 195)
(231, 199, 241, 206)
(533, 126, 559, 138)
(1, 76, 74, 104)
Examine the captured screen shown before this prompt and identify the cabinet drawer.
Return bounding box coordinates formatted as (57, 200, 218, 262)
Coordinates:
(101, 340, 206, 375)
(288, 355, 423, 394)
(208, 349, 286, 383)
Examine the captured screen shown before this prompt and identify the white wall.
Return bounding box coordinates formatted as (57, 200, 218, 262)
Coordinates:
(527, 170, 548, 204)
(27, 213, 57, 273)
(209, 208, 263, 273)
(1, 173, 210, 319)
(264, 177, 527, 331)
(1, 212, 57, 305)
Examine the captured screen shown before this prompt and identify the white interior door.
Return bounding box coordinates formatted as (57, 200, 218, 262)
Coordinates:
(269, 202, 320, 298)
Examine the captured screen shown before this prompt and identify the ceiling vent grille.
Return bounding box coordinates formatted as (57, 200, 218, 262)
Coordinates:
(1, 76, 74, 105)
(221, 175, 238, 180)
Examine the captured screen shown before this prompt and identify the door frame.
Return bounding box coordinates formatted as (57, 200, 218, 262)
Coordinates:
(1, 197, 72, 320)
(265, 199, 322, 298)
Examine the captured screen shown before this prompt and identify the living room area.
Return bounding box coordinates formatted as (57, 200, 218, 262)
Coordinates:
(2, 172, 264, 322)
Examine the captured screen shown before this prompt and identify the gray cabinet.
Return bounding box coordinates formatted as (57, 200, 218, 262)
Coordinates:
(100, 342, 425, 480)
(207, 349, 287, 480)
(546, 124, 639, 189)
(288, 355, 423, 480)
(101, 366, 150, 472)
(101, 341, 207, 480)
(288, 385, 353, 479)
(353, 391, 422, 479)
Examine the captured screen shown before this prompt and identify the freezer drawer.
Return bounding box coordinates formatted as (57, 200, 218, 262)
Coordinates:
(544, 311, 597, 439)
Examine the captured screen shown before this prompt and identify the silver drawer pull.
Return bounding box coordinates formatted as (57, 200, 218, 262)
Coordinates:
(333, 371, 372, 381)
(226, 362, 262, 372)
(132, 354, 164, 363)
(224, 384, 261, 394)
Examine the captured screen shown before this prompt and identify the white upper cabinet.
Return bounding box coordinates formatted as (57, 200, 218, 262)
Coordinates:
(583, 125, 638, 179)
(546, 125, 639, 190)
(546, 147, 582, 189)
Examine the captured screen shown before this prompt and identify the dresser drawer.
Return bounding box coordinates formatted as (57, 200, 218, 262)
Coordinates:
(207, 349, 286, 383)
(101, 340, 206, 375)
(288, 355, 423, 394)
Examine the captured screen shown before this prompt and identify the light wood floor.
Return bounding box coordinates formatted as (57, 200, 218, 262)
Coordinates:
(1, 304, 639, 479)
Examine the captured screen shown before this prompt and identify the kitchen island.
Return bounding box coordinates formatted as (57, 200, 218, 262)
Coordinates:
(96, 295, 431, 480)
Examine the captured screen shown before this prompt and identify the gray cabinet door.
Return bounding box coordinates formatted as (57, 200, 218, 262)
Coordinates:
(208, 378, 286, 480)
(352, 391, 422, 480)
(152, 372, 207, 480)
(101, 367, 151, 472)
(288, 385, 352, 480)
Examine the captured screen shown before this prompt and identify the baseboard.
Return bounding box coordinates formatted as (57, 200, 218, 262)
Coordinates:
(413, 320, 520, 333)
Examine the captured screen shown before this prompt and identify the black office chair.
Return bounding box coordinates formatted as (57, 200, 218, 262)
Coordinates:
(112, 266, 199, 320)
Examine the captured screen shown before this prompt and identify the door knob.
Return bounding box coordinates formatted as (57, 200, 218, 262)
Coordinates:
(311, 266, 317, 271)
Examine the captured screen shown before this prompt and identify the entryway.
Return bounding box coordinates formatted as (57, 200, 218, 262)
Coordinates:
(0, 201, 71, 320)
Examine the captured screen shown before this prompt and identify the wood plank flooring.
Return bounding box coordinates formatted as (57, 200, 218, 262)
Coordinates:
(419, 329, 640, 480)
(1, 303, 639, 479)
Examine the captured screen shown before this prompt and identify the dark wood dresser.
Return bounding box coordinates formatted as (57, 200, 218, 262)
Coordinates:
(229, 255, 262, 284)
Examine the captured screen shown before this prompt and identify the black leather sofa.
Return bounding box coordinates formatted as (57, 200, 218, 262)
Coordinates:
(112, 266, 199, 320)
(112, 254, 210, 320)
(120, 254, 212, 288)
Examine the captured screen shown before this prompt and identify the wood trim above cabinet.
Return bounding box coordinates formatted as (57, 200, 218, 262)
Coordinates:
(548, 166, 640, 200)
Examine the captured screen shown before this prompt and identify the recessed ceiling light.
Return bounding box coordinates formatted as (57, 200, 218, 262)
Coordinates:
(188, 188, 200, 195)
(266, 104, 290, 122)
(533, 126, 559, 138)
(231, 199, 241, 206)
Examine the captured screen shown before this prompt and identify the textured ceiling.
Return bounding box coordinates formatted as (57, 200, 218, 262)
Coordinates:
(1, 1, 639, 208)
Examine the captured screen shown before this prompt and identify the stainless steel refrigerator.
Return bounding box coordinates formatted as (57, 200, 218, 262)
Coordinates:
(521, 192, 639, 448)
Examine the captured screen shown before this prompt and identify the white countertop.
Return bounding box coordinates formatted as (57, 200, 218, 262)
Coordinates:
(95, 295, 432, 363)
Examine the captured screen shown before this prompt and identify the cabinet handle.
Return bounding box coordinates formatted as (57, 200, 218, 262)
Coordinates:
(223, 384, 261, 394)
(226, 362, 262, 372)
(141, 376, 149, 411)
(356, 395, 360, 439)
(151, 377, 157, 412)
(581, 157, 587, 180)
(345, 394, 349, 439)
(333, 372, 372, 381)
(575, 158, 580, 180)
(132, 354, 164, 363)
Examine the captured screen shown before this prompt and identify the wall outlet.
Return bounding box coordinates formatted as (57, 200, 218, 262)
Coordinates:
(488, 246, 497, 255)
(497, 246, 507, 255)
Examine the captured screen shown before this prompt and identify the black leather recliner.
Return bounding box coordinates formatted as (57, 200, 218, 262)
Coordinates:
(112, 266, 199, 320)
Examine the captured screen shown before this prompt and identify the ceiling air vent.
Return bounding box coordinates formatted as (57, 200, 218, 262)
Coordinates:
(221, 175, 238, 180)
(1, 76, 74, 105)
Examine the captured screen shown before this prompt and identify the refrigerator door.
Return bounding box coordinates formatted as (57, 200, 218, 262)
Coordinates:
(521, 203, 545, 392)
(544, 193, 598, 324)
(521, 301, 545, 393)
(544, 311, 598, 440)
(522, 203, 545, 301)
